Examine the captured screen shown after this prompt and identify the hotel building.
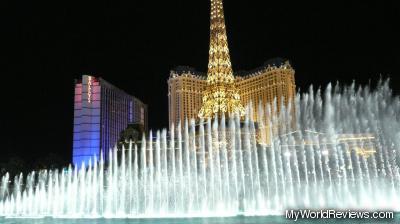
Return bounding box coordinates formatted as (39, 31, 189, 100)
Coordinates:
(168, 66, 207, 127)
(72, 75, 148, 165)
(168, 58, 296, 126)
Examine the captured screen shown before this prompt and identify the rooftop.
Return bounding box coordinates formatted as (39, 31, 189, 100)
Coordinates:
(169, 58, 293, 80)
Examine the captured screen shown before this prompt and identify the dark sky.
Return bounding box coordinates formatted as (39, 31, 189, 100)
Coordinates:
(1, 0, 399, 164)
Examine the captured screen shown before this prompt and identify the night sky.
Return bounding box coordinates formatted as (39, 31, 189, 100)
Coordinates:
(1, 1, 399, 165)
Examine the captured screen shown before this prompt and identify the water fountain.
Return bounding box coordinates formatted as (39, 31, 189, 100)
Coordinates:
(0, 80, 399, 218)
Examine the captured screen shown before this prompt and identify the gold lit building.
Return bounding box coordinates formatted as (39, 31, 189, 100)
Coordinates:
(168, 0, 296, 126)
(168, 59, 296, 127)
(168, 67, 207, 126)
(236, 59, 295, 122)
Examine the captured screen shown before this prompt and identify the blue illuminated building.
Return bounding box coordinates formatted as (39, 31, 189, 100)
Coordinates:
(72, 75, 148, 166)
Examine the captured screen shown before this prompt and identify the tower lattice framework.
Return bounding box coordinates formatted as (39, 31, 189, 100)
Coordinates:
(198, 0, 245, 119)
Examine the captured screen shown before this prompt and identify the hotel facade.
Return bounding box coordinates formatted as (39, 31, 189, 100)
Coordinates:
(168, 58, 296, 126)
(72, 75, 148, 165)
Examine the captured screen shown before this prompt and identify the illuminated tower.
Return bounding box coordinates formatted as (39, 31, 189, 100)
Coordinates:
(198, 0, 245, 118)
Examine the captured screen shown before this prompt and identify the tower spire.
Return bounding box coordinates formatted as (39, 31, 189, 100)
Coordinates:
(198, 0, 245, 119)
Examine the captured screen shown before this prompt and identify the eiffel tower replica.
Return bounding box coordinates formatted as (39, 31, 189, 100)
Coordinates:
(198, 0, 245, 119)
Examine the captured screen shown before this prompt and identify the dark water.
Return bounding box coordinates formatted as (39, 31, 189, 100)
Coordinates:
(1, 215, 399, 224)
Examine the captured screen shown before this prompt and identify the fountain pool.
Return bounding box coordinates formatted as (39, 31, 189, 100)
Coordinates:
(1, 80, 399, 219)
